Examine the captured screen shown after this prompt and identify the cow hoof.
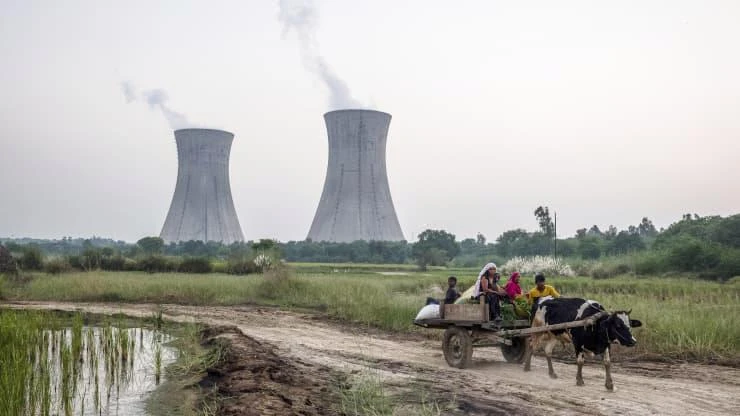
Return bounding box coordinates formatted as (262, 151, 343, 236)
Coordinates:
(523, 366, 531, 372)
(549, 372, 558, 379)
(576, 379, 584, 386)
(605, 384, 614, 391)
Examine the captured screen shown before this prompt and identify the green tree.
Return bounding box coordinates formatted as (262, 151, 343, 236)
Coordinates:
(588, 225, 603, 236)
(712, 215, 740, 248)
(20, 245, 44, 270)
(252, 239, 279, 252)
(606, 231, 645, 255)
(578, 236, 603, 259)
(0, 244, 18, 275)
(136, 236, 164, 255)
(638, 217, 658, 237)
(495, 229, 529, 257)
(534, 206, 554, 237)
(412, 229, 460, 270)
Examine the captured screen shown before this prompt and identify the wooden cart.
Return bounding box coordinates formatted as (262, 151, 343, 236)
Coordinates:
(413, 297, 608, 368)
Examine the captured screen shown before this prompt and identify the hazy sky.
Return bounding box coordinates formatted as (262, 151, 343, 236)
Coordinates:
(1, 0, 739, 243)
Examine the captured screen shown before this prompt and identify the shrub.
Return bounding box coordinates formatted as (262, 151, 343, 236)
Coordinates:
(714, 248, 740, 280)
(633, 251, 665, 275)
(226, 259, 259, 275)
(66, 255, 82, 269)
(212, 261, 228, 273)
(0, 245, 17, 275)
(44, 258, 73, 275)
(101, 255, 127, 271)
(20, 246, 43, 271)
(137, 256, 178, 273)
(178, 257, 213, 274)
(255, 267, 304, 300)
(665, 237, 721, 272)
(123, 257, 138, 271)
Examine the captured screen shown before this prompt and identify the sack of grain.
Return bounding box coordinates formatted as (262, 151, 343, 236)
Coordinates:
(414, 304, 440, 321)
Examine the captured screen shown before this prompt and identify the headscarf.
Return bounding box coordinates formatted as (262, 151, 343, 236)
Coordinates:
(505, 272, 522, 299)
(472, 262, 497, 298)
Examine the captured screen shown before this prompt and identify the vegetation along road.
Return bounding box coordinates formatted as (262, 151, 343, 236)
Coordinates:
(4, 300, 739, 416)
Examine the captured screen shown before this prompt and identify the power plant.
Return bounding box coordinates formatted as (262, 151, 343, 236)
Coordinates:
(160, 128, 245, 244)
(307, 109, 405, 242)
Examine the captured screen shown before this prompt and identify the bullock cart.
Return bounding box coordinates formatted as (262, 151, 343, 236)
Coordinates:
(413, 297, 608, 368)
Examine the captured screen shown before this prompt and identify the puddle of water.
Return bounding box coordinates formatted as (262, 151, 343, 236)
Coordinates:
(40, 326, 177, 415)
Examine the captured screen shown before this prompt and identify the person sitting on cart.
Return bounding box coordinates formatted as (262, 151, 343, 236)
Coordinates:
(473, 263, 507, 324)
(444, 276, 461, 304)
(505, 272, 522, 299)
(526, 272, 560, 318)
(505, 272, 531, 317)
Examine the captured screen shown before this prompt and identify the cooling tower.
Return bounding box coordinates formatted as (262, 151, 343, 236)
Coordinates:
(160, 128, 244, 244)
(307, 109, 405, 242)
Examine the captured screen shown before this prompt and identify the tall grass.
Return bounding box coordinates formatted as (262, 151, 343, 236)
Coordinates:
(5, 266, 739, 362)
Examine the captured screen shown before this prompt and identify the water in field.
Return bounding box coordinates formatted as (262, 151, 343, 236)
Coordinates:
(0, 312, 177, 416)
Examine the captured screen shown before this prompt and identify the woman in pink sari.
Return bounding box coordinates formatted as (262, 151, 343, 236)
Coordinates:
(505, 272, 522, 300)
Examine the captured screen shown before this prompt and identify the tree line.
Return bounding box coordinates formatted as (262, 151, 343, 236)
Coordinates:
(2, 209, 739, 279)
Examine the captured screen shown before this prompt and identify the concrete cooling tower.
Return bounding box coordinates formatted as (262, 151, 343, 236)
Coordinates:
(307, 109, 405, 242)
(160, 128, 244, 244)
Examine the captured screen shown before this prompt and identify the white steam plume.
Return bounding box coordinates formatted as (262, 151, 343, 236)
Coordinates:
(120, 81, 193, 130)
(278, 0, 364, 110)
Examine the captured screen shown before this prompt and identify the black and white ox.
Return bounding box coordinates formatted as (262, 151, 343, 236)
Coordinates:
(523, 297, 642, 391)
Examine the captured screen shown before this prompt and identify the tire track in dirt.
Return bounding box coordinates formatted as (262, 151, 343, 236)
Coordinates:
(5, 302, 739, 416)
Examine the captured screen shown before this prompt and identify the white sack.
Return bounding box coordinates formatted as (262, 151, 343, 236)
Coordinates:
(415, 304, 440, 321)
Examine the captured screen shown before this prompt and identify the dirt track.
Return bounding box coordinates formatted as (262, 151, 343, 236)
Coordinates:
(5, 302, 739, 416)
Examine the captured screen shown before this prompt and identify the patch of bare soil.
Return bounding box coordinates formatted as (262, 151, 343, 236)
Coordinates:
(5, 302, 740, 416)
(199, 326, 339, 416)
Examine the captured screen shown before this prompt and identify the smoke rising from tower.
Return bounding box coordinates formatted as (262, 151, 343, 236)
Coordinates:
(307, 109, 404, 242)
(120, 81, 193, 130)
(278, 0, 363, 110)
(160, 128, 245, 244)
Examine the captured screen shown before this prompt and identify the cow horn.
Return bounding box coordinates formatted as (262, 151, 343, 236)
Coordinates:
(627, 309, 632, 315)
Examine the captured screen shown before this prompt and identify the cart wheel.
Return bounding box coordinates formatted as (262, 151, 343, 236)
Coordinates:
(501, 337, 527, 363)
(443, 326, 473, 369)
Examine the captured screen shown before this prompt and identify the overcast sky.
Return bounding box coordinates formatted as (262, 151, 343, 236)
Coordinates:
(1, 0, 739, 243)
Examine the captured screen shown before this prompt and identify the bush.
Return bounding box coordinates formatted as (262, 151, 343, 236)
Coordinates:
(44, 258, 73, 275)
(255, 267, 304, 300)
(0, 245, 17, 275)
(212, 261, 228, 273)
(633, 251, 665, 275)
(101, 255, 127, 271)
(178, 257, 213, 274)
(226, 259, 259, 275)
(137, 256, 178, 273)
(20, 246, 43, 271)
(666, 237, 721, 272)
(123, 257, 138, 271)
(714, 248, 740, 280)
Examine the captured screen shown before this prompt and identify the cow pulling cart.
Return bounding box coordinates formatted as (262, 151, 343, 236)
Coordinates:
(413, 297, 608, 369)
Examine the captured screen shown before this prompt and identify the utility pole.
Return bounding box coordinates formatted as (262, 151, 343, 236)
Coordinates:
(554, 211, 558, 259)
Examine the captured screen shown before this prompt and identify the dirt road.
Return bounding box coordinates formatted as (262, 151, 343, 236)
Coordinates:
(5, 301, 739, 416)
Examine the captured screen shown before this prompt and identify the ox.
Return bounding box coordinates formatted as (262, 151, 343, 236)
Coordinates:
(523, 297, 642, 391)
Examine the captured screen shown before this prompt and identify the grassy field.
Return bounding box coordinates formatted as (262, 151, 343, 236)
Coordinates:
(2, 264, 738, 363)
